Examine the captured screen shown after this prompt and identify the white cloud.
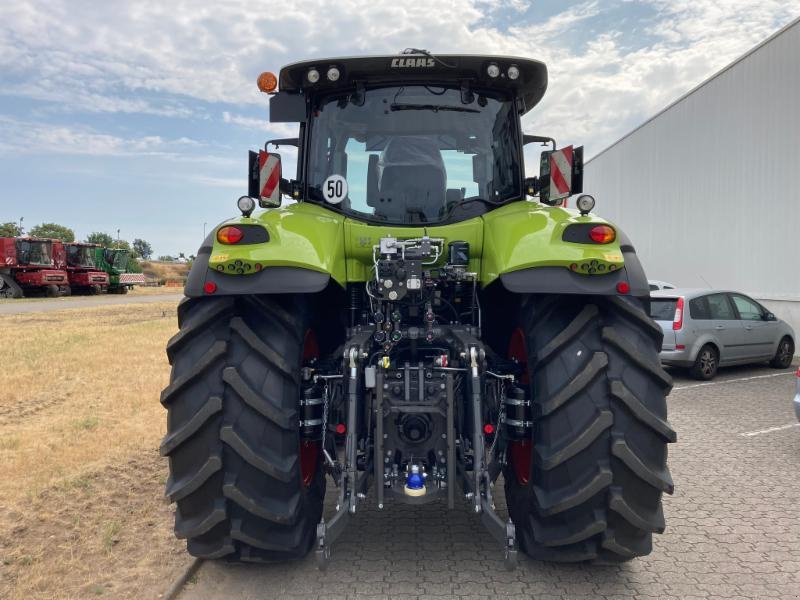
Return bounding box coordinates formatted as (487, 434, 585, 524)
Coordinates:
(0, 0, 797, 163)
(221, 111, 298, 139)
(0, 117, 200, 157)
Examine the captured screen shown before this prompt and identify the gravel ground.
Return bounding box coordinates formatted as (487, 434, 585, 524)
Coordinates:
(0, 292, 183, 314)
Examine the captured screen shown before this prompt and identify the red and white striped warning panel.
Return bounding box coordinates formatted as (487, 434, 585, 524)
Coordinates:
(119, 273, 146, 284)
(538, 145, 583, 206)
(259, 150, 281, 200)
(548, 145, 574, 202)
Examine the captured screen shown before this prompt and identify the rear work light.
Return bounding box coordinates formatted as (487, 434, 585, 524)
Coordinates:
(217, 226, 244, 244)
(673, 297, 685, 331)
(589, 225, 616, 244)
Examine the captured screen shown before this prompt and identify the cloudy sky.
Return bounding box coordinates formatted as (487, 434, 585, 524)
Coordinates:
(1, 0, 798, 256)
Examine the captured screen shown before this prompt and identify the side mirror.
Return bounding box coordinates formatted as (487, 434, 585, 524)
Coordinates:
(538, 145, 584, 206)
(763, 312, 776, 321)
(249, 150, 282, 208)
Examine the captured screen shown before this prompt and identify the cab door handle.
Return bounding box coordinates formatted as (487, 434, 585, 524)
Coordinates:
(715, 325, 724, 330)
(744, 325, 753, 331)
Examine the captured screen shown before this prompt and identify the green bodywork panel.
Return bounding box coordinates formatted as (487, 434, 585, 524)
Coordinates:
(206, 200, 625, 288)
(209, 203, 348, 285)
(480, 202, 624, 283)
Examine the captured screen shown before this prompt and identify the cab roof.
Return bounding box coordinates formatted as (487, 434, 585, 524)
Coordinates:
(278, 53, 548, 113)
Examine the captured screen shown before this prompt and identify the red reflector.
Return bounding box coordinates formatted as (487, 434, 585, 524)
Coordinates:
(483, 423, 495, 435)
(676, 344, 685, 350)
(673, 297, 685, 331)
(795, 367, 799, 377)
(509, 439, 532, 486)
(616, 281, 630, 294)
(203, 281, 217, 294)
(589, 225, 616, 244)
(335, 423, 346, 435)
(217, 226, 244, 244)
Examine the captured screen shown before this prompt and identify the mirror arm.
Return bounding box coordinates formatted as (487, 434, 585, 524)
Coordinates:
(266, 138, 299, 149)
(523, 134, 556, 150)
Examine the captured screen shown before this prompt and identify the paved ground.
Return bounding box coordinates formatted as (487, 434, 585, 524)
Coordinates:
(0, 292, 183, 314)
(177, 364, 800, 600)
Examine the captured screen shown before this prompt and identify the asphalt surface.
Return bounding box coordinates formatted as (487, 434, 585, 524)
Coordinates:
(177, 364, 800, 600)
(0, 292, 183, 314)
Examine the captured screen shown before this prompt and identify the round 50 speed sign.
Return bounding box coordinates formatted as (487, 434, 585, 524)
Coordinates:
(322, 174, 348, 204)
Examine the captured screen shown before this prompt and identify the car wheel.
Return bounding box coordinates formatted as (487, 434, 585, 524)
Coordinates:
(690, 344, 718, 380)
(770, 336, 794, 369)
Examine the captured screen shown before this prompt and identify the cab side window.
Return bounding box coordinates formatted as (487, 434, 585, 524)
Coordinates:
(730, 294, 763, 321)
(707, 293, 735, 320)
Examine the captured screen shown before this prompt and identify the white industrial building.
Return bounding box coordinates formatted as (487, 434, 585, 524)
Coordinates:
(584, 16, 800, 342)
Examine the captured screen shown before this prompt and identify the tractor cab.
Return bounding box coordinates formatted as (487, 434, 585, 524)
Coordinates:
(65, 243, 109, 294)
(103, 248, 129, 273)
(249, 53, 583, 220)
(67, 243, 97, 269)
(15, 237, 54, 267)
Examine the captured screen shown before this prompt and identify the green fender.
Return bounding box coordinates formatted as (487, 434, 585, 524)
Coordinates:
(185, 203, 347, 297)
(481, 201, 649, 297)
(186, 200, 648, 298)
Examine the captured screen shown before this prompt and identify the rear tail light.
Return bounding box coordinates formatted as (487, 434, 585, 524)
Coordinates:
(217, 226, 244, 244)
(673, 297, 684, 331)
(795, 367, 800, 378)
(589, 225, 616, 244)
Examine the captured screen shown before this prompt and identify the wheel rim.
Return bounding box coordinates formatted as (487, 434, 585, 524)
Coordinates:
(778, 340, 792, 364)
(700, 350, 716, 376)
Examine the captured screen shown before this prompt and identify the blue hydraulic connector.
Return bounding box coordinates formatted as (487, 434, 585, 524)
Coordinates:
(404, 464, 425, 496)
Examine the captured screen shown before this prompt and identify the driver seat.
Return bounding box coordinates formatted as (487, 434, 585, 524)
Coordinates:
(369, 137, 447, 221)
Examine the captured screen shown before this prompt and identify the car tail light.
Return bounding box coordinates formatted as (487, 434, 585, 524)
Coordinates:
(673, 297, 684, 331)
(217, 226, 244, 244)
(676, 344, 685, 350)
(796, 367, 800, 378)
(589, 225, 616, 244)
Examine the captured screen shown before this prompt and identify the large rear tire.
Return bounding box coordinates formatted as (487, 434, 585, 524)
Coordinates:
(160, 295, 325, 561)
(504, 295, 676, 563)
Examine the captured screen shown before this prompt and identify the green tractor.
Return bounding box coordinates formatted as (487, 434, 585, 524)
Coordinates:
(161, 52, 675, 568)
(94, 247, 131, 294)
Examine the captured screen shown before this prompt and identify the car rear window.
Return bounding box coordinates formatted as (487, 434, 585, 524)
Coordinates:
(689, 296, 711, 320)
(649, 299, 677, 321)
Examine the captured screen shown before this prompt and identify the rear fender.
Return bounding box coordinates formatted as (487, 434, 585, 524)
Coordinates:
(482, 202, 649, 297)
(185, 203, 346, 298)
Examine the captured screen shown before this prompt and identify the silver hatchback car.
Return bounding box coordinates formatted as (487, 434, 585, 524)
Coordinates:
(650, 289, 795, 380)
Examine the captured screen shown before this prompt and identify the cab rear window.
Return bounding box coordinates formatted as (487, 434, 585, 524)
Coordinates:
(649, 299, 677, 321)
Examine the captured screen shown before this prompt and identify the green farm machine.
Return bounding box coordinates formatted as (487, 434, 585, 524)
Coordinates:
(161, 52, 675, 569)
(94, 247, 132, 294)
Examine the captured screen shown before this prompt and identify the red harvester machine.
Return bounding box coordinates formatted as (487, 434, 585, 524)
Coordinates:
(0, 237, 70, 298)
(63, 242, 110, 294)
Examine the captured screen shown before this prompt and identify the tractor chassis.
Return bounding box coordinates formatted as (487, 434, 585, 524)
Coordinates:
(314, 325, 518, 570)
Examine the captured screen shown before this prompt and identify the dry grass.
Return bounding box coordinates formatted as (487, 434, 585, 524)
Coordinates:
(139, 261, 190, 285)
(127, 286, 185, 296)
(0, 300, 191, 599)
